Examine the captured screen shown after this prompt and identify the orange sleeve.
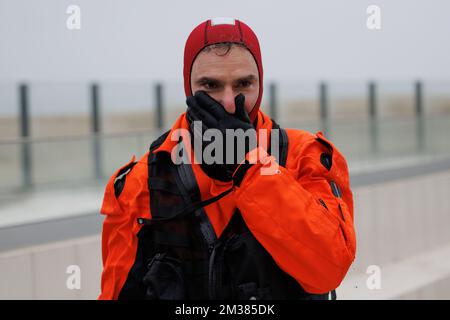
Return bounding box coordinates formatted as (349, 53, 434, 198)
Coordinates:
(97, 154, 151, 300)
(234, 131, 356, 294)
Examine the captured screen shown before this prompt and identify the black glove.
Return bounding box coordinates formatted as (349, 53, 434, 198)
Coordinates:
(186, 90, 256, 182)
(187, 90, 253, 132)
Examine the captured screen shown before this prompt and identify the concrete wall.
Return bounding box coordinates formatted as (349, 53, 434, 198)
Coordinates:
(0, 235, 101, 299)
(339, 169, 450, 299)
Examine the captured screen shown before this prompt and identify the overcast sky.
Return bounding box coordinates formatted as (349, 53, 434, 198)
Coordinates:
(0, 0, 449, 83)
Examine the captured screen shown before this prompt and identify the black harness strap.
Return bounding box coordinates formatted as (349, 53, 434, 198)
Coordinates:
(279, 129, 288, 167)
(175, 163, 218, 246)
(142, 120, 293, 300)
(149, 177, 182, 195)
(175, 162, 220, 300)
(271, 119, 289, 167)
(149, 130, 171, 152)
(152, 229, 191, 247)
(138, 187, 233, 224)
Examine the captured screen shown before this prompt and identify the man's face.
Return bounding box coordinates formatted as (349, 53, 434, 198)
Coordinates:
(190, 45, 259, 115)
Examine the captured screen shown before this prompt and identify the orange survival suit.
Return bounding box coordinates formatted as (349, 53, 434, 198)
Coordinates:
(98, 110, 356, 300)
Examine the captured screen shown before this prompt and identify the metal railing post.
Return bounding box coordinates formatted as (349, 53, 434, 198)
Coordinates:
(269, 82, 278, 122)
(368, 81, 379, 154)
(415, 80, 425, 153)
(155, 83, 164, 131)
(90, 83, 102, 180)
(19, 83, 32, 189)
(319, 82, 330, 137)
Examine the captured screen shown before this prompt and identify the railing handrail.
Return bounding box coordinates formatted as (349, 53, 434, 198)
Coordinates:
(0, 128, 162, 145)
(1, 112, 450, 146)
(350, 154, 450, 187)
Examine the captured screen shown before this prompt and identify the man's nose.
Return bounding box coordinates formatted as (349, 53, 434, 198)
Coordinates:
(220, 87, 236, 114)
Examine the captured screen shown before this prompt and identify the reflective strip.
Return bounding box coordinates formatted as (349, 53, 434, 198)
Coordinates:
(320, 152, 332, 171)
(114, 168, 131, 185)
(211, 17, 236, 26)
(330, 180, 342, 198)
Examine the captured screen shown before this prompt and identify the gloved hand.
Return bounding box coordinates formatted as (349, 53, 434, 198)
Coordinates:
(187, 90, 254, 132)
(186, 90, 256, 182)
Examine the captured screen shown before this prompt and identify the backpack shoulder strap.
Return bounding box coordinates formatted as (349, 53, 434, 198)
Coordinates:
(271, 119, 289, 167)
(144, 129, 218, 247)
(149, 130, 171, 153)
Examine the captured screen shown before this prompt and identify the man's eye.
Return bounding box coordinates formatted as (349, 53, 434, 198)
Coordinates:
(203, 82, 218, 89)
(238, 81, 251, 88)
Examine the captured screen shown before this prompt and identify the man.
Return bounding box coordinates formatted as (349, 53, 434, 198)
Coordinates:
(98, 17, 356, 300)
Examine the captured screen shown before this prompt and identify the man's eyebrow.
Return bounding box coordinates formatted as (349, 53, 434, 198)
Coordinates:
(194, 77, 222, 84)
(194, 75, 258, 84)
(235, 74, 258, 82)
